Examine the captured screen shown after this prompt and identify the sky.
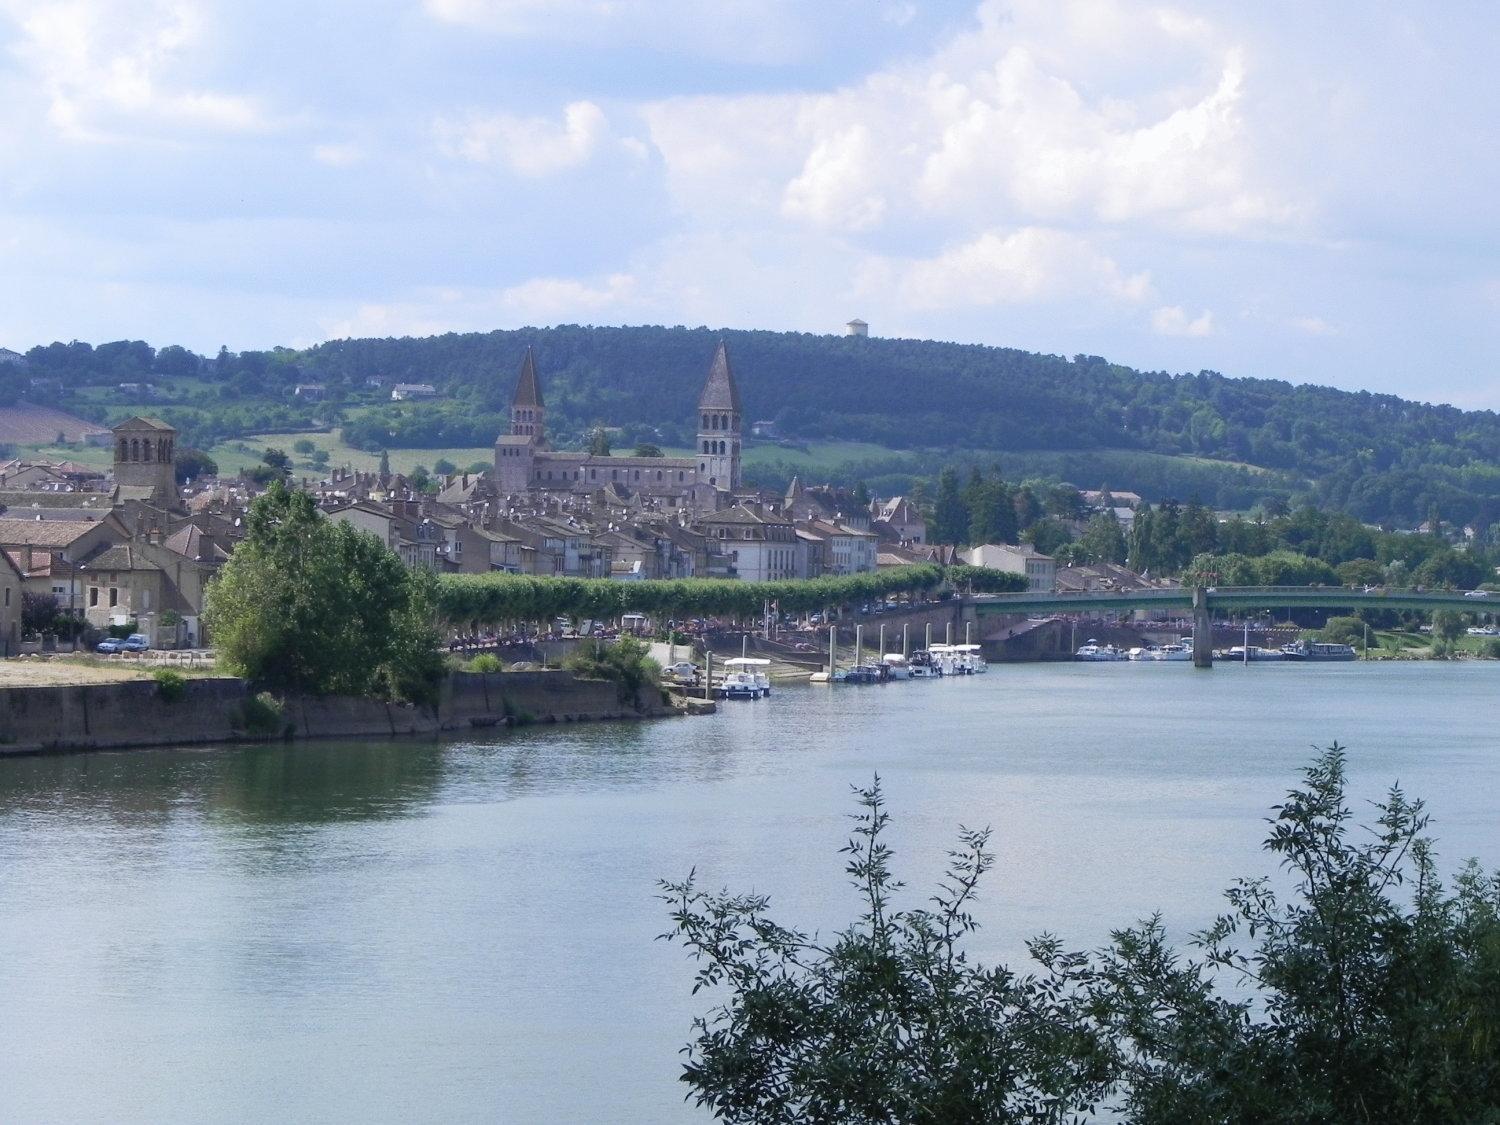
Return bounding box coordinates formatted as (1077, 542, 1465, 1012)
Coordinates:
(1, 0, 1498, 408)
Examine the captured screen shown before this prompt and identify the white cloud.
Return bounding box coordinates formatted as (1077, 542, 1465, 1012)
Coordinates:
(497, 273, 636, 318)
(420, 0, 814, 64)
(319, 273, 636, 341)
(1, 0, 270, 140)
(1151, 305, 1214, 336)
(781, 125, 886, 231)
(876, 227, 1153, 310)
(1291, 314, 1336, 336)
(312, 142, 364, 167)
(435, 101, 608, 176)
(644, 0, 1301, 238)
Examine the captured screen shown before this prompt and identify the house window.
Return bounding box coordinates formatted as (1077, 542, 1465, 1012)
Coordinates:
(3, 588, 9, 607)
(109, 588, 118, 607)
(89, 587, 99, 607)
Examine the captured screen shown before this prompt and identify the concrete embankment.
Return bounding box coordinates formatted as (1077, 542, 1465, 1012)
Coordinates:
(0, 670, 677, 756)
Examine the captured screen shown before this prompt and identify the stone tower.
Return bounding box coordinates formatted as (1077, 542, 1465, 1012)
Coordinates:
(494, 347, 545, 493)
(112, 416, 178, 505)
(696, 340, 742, 492)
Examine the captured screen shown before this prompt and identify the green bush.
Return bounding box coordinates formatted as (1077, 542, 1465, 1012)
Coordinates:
(152, 667, 187, 703)
(563, 636, 660, 704)
(664, 748, 1500, 1122)
(467, 653, 503, 673)
(1485, 638, 1500, 660)
(238, 691, 286, 736)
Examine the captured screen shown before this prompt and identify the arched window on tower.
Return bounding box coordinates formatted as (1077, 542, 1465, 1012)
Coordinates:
(129, 439, 139, 461)
(117, 439, 127, 461)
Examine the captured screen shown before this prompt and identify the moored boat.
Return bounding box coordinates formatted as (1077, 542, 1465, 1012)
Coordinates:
(1074, 640, 1124, 662)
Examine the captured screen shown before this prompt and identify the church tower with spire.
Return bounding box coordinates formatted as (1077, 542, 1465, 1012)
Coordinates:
(696, 340, 742, 491)
(494, 347, 547, 493)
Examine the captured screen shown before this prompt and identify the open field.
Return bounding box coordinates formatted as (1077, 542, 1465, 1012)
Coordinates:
(0, 657, 218, 687)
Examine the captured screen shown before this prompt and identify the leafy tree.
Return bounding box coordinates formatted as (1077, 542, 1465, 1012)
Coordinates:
(1078, 511, 1127, 565)
(661, 777, 1114, 1122)
(1320, 614, 1367, 647)
(432, 457, 457, 475)
(1022, 518, 1073, 556)
(1431, 609, 1467, 643)
(204, 483, 444, 703)
(852, 479, 870, 508)
(633, 443, 664, 458)
(1336, 558, 1386, 587)
(931, 468, 967, 545)
(666, 749, 1500, 1123)
(563, 635, 661, 704)
(292, 438, 316, 455)
(378, 449, 391, 477)
(588, 427, 612, 456)
(1093, 746, 1500, 1121)
(261, 447, 291, 474)
(174, 447, 218, 483)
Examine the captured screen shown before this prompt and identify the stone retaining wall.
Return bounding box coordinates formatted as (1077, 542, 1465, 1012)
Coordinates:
(0, 670, 671, 756)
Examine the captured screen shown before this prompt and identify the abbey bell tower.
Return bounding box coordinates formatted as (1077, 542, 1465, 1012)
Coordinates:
(695, 340, 742, 491)
(112, 416, 178, 505)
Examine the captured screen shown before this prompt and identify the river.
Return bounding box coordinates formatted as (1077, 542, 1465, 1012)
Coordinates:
(1, 662, 1497, 1122)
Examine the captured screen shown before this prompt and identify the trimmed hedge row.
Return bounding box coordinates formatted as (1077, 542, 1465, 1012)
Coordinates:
(435, 564, 1025, 626)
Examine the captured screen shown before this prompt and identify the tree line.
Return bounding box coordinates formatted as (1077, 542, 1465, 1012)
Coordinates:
(434, 564, 1027, 628)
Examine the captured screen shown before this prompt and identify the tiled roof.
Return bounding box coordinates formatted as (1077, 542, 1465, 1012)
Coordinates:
(112, 415, 175, 432)
(0, 518, 103, 547)
(79, 545, 159, 572)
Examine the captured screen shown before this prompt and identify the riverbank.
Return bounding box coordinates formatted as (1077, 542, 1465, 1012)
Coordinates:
(0, 669, 682, 756)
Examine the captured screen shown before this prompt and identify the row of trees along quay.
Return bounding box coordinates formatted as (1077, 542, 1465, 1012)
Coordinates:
(433, 565, 1027, 628)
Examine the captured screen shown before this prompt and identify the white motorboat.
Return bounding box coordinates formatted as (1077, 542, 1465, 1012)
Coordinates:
(1074, 640, 1124, 662)
(908, 650, 938, 677)
(880, 653, 913, 680)
(717, 670, 761, 698)
(1155, 642, 1192, 661)
(952, 643, 988, 673)
(723, 657, 772, 696)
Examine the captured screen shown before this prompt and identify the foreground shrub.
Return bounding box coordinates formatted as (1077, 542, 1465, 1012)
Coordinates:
(564, 636, 660, 704)
(663, 747, 1500, 1123)
(467, 653, 503, 673)
(152, 667, 187, 703)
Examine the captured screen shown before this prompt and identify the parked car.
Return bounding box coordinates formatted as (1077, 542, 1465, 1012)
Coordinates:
(97, 633, 151, 654)
(665, 661, 700, 684)
(1464, 589, 1490, 598)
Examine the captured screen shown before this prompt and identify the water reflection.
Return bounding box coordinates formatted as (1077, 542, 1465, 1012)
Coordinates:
(0, 739, 450, 828)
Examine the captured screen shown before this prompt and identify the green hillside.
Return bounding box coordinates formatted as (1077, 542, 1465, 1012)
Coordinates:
(9, 327, 1500, 526)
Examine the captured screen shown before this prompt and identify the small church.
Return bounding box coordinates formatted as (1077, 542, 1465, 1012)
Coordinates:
(494, 341, 744, 509)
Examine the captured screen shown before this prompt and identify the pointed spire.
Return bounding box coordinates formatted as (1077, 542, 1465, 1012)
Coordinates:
(786, 474, 803, 499)
(512, 346, 543, 408)
(697, 339, 742, 412)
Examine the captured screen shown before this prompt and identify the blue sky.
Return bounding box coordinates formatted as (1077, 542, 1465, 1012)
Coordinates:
(1, 0, 1498, 408)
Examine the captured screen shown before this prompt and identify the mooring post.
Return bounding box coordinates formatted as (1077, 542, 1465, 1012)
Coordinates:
(1192, 587, 1214, 669)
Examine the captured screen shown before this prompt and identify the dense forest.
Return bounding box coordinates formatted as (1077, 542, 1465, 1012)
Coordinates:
(11, 325, 1500, 527)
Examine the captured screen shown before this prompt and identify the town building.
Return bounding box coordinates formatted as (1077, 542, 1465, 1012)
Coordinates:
(963, 543, 1057, 592)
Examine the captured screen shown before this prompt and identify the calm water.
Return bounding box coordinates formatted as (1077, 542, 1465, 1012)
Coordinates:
(2, 663, 1498, 1122)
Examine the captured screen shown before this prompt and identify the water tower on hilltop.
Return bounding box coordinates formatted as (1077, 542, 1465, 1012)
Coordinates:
(845, 318, 869, 338)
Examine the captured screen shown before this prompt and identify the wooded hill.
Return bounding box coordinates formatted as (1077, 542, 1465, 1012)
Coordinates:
(14, 326, 1500, 528)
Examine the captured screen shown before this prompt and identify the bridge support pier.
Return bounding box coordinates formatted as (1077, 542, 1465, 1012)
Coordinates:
(1192, 587, 1213, 669)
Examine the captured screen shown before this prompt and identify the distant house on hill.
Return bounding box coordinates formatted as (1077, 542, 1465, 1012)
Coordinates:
(0, 348, 27, 367)
(391, 383, 438, 401)
(293, 384, 326, 400)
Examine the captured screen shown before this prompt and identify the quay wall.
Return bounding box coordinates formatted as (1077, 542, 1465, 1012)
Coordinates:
(0, 670, 671, 756)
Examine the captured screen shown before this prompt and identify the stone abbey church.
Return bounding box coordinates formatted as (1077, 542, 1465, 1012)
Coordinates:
(493, 341, 743, 510)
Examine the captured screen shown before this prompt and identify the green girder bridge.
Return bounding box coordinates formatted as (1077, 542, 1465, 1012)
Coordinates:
(971, 586, 1492, 667)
